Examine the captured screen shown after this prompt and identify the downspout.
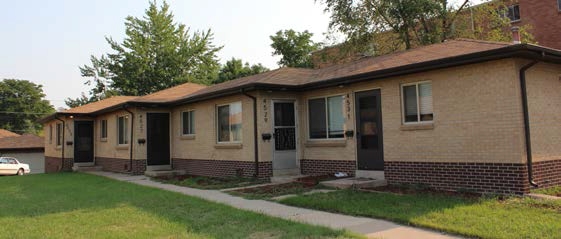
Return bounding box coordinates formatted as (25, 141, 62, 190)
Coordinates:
(519, 60, 539, 187)
(123, 106, 135, 174)
(54, 116, 65, 171)
(241, 90, 259, 178)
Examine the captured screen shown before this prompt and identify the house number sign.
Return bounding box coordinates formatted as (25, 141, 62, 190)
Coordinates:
(139, 114, 144, 133)
(263, 99, 268, 123)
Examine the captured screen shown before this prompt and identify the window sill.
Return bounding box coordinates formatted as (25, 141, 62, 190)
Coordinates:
(100, 138, 107, 142)
(115, 145, 130, 150)
(214, 143, 243, 149)
(305, 140, 347, 147)
(180, 135, 196, 140)
(55, 146, 62, 150)
(400, 123, 434, 131)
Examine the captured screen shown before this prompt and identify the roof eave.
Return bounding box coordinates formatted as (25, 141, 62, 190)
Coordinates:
(301, 44, 561, 90)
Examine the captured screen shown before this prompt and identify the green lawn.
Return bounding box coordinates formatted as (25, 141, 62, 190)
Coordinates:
(279, 190, 561, 239)
(0, 173, 360, 239)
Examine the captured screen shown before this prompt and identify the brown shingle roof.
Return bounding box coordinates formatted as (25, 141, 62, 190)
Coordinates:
(0, 134, 44, 150)
(311, 39, 512, 84)
(133, 82, 207, 103)
(0, 129, 19, 138)
(63, 96, 138, 114)
(171, 39, 514, 103)
(47, 39, 557, 117)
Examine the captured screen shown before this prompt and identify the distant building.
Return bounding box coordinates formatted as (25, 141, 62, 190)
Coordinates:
(0, 129, 45, 174)
(506, 0, 561, 50)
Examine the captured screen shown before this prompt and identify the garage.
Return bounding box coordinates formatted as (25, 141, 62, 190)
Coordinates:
(0, 133, 45, 174)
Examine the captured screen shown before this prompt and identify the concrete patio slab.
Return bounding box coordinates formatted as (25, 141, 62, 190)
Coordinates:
(321, 177, 388, 189)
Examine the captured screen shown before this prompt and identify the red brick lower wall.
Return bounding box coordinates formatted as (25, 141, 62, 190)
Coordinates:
(300, 159, 356, 176)
(172, 158, 272, 178)
(385, 161, 530, 194)
(95, 157, 146, 175)
(533, 159, 561, 188)
(45, 156, 73, 173)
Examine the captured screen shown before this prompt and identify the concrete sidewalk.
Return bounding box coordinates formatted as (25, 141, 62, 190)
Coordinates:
(87, 171, 461, 239)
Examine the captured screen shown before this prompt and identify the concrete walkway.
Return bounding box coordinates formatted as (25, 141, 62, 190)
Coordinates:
(87, 171, 461, 239)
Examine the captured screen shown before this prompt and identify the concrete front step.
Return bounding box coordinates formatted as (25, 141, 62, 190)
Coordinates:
(72, 166, 103, 172)
(144, 170, 187, 178)
(320, 177, 388, 189)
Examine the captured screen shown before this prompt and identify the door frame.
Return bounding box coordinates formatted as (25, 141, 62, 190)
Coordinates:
(352, 88, 384, 171)
(73, 120, 95, 166)
(145, 112, 172, 171)
(271, 99, 300, 172)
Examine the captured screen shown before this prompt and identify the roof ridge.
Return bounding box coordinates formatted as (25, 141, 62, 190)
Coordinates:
(454, 38, 513, 46)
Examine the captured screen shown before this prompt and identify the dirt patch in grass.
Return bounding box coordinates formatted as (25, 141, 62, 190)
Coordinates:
(229, 182, 329, 199)
(155, 175, 269, 190)
(533, 186, 561, 197)
(361, 184, 482, 199)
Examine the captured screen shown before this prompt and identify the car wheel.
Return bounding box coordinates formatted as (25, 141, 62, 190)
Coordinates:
(17, 169, 24, 176)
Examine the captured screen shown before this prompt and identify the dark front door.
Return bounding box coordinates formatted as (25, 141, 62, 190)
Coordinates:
(147, 113, 170, 166)
(74, 121, 94, 163)
(355, 90, 384, 170)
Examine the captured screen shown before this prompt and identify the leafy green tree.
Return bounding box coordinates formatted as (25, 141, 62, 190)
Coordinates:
(454, 1, 535, 43)
(321, 0, 470, 53)
(214, 58, 269, 84)
(67, 0, 222, 107)
(0, 79, 55, 134)
(270, 30, 321, 68)
(319, 0, 535, 58)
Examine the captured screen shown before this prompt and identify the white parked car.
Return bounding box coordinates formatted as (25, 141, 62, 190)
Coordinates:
(0, 157, 31, 176)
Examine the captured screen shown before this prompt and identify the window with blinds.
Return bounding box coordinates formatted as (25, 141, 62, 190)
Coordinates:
(402, 82, 433, 123)
(308, 95, 345, 139)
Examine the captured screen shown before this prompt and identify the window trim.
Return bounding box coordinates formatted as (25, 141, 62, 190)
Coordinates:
(100, 119, 108, 141)
(307, 94, 345, 141)
(401, 81, 434, 125)
(181, 110, 196, 136)
(216, 102, 243, 144)
(506, 4, 521, 22)
(116, 115, 130, 146)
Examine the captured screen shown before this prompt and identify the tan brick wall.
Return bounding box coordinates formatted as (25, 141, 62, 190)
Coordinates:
(94, 109, 136, 160)
(297, 59, 526, 164)
(525, 62, 561, 162)
(171, 94, 255, 162)
(43, 116, 80, 160)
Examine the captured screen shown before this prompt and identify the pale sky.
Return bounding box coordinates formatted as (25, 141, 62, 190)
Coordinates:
(0, 0, 481, 109)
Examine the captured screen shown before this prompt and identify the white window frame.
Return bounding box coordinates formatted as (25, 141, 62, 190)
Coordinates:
(216, 102, 242, 143)
(307, 94, 345, 140)
(506, 4, 520, 22)
(401, 81, 433, 125)
(117, 115, 129, 145)
(55, 123, 62, 147)
(181, 110, 196, 136)
(100, 119, 108, 140)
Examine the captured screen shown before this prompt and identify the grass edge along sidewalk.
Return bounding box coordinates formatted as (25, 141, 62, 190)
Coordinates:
(0, 173, 360, 239)
(279, 189, 561, 239)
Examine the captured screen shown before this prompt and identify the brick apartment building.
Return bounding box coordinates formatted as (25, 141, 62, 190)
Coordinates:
(506, 0, 561, 50)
